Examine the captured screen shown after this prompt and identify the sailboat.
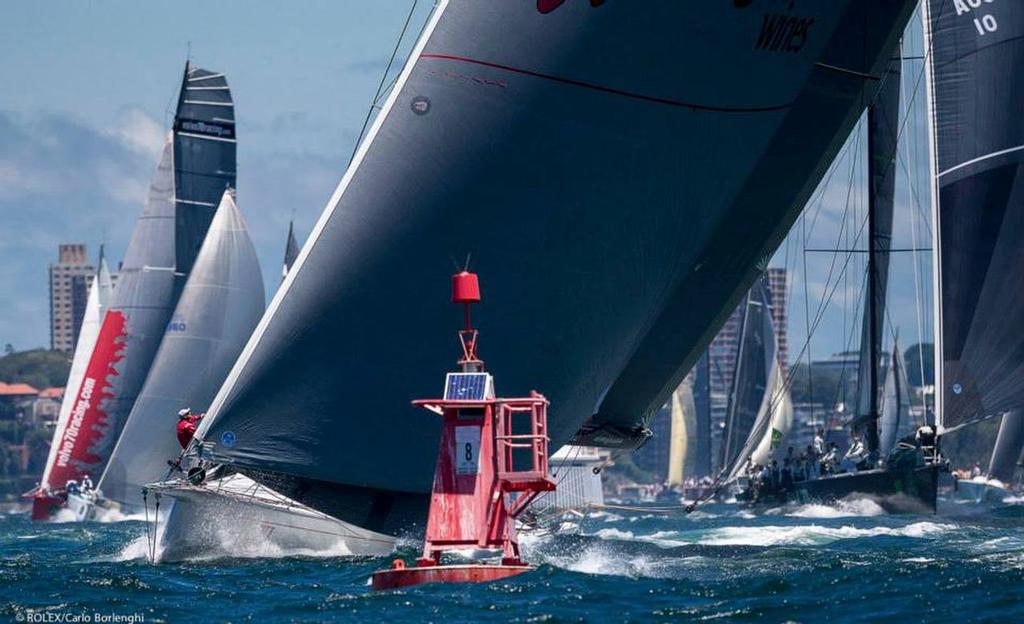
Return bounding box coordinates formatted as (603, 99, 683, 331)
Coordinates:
(29, 63, 238, 521)
(92, 190, 265, 515)
(29, 251, 115, 520)
(734, 45, 942, 512)
(925, 1, 1024, 506)
(717, 276, 794, 497)
(155, 1, 917, 549)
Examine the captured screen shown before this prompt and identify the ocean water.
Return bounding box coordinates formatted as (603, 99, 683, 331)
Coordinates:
(2, 498, 1024, 623)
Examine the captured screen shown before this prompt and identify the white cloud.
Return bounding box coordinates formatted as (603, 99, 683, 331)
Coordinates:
(106, 108, 165, 160)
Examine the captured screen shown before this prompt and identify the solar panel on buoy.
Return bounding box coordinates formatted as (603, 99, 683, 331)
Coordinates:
(444, 373, 489, 401)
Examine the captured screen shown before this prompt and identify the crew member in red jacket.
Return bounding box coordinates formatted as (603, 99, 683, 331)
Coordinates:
(176, 407, 203, 449)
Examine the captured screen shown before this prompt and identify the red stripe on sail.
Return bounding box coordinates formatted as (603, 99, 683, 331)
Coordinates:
(43, 311, 127, 491)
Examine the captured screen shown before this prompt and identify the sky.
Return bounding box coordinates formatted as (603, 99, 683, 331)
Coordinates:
(0, 2, 935, 369)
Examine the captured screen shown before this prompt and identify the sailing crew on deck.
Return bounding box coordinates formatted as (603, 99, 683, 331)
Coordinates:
(80, 474, 93, 492)
(813, 428, 826, 457)
(176, 407, 204, 449)
(822, 442, 839, 475)
(844, 435, 869, 471)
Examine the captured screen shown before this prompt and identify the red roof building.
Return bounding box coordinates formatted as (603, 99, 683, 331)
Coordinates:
(0, 382, 40, 397)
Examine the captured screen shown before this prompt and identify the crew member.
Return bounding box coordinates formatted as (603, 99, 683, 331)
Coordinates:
(844, 435, 869, 471)
(822, 442, 839, 475)
(81, 474, 93, 492)
(176, 407, 203, 449)
(813, 428, 826, 457)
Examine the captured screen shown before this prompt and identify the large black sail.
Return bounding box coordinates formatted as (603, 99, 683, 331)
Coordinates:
(173, 64, 237, 282)
(927, 1, 1024, 430)
(853, 52, 901, 454)
(194, 1, 915, 531)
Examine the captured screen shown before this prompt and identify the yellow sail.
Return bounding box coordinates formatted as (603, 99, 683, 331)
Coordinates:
(667, 380, 692, 486)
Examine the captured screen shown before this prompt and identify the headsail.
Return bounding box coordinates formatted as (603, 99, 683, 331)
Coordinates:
(926, 2, 1024, 431)
(99, 190, 264, 507)
(666, 377, 694, 487)
(191, 1, 915, 529)
(282, 221, 299, 281)
(988, 411, 1024, 482)
(724, 278, 793, 479)
(878, 342, 914, 460)
(852, 51, 901, 455)
(719, 287, 762, 474)
(38, 252, 114, 493)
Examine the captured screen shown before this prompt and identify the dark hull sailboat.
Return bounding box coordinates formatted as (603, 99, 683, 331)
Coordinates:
(174, 1, 917, 536)
(741, 463, 940, 513)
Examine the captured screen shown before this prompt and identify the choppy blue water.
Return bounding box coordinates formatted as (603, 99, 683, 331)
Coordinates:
(2, 498, 1024, 623)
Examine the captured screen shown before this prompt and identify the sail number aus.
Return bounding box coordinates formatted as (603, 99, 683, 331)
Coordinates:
(455, 426, 481, 475)
(953, 0, 999, 36)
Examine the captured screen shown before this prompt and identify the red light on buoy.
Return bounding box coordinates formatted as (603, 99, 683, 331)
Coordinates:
(452, 271, 481, 304)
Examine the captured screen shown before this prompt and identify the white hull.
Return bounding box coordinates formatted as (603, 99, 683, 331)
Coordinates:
(152, 474, 395, 562)
(65, 491, 100, 522)
(953, 477, 1012, 505)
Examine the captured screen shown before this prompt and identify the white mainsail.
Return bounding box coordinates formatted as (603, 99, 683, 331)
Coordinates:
(99, 190, 264, 509)
(39, 254, 114, 492)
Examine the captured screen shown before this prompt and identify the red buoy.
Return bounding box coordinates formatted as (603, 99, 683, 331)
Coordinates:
(371, 271, 555, 591)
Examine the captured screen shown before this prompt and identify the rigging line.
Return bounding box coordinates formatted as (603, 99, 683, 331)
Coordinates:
(803, 248, 932, 253)
(758, 167, 875, 433)
(901, 32, 931, 420)
(895, 150, 935, 237)
(346, 0, 420, 168)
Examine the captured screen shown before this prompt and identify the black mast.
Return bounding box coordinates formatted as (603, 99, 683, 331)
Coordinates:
(865, 132, 880, 457)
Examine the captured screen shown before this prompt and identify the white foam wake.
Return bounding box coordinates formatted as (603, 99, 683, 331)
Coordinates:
(777, 498, 887, 519)
(582, 521, 954, 548)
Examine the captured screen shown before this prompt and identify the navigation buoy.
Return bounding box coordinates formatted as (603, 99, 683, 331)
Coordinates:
(371, 270, 556, 591)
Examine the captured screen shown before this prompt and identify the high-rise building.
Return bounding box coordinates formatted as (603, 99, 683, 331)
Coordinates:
(49, 244, 94, 353)
(766, 267, 788, 374)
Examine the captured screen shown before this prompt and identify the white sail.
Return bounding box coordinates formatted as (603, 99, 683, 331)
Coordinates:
(747, 348, 794, 471)
(99, 191, 264, 508)
(666, 380, 692, 487)
(40, 255, 114, 492)
(726, 279, 793, 479)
